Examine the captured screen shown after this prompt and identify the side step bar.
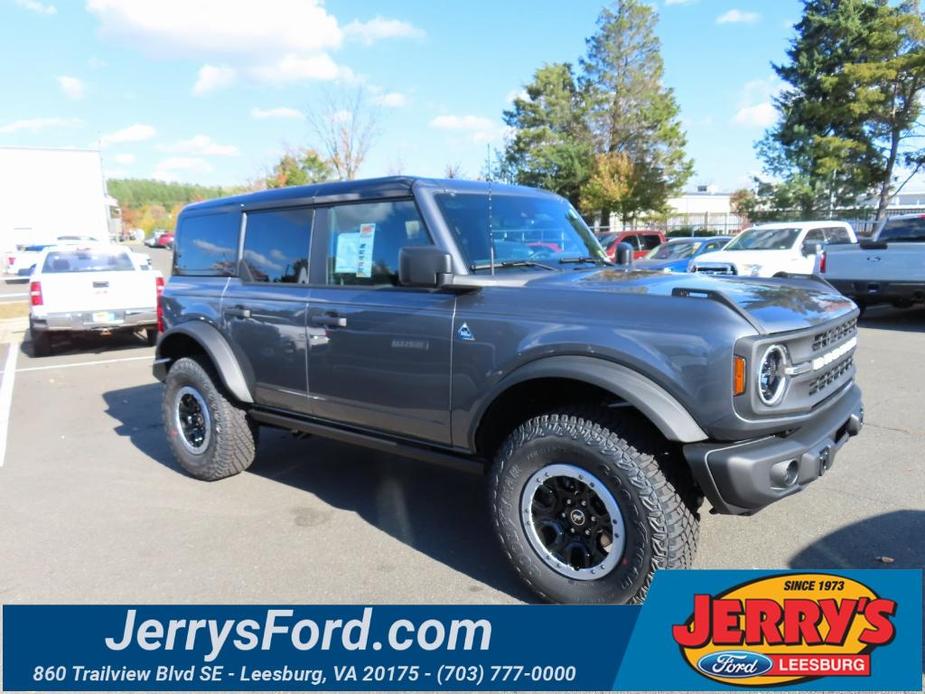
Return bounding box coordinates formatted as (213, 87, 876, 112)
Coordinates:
(249, 408, 486, 475)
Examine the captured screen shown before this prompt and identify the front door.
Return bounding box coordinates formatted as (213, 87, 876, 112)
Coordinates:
(306, 200, 454, 445)
(221, 206, 313, 414)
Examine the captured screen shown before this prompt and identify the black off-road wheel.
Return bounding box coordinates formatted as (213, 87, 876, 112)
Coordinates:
(489, 408, 701, 604)
(162, 357, 257, 481)
(30, 326, 53, 357)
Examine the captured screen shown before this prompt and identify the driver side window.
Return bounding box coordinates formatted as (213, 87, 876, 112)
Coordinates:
(324, 200, 432, 287)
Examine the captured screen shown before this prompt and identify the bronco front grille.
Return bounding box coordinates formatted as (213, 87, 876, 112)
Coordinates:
(808, 356, 854, 396)
(812, 318, 857, 352)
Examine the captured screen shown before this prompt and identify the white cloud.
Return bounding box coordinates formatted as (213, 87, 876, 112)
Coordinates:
(159, 134, 239, 156)
(152, 156, 213, 181)
(99, 123, 156, 147)
(112, 153, 135, 165)
(250, 106, 304, 120)
(717, 9, 761, 24)
(430, 115, 496, 131)
(86, 0, 342, 57)
(249, 53, 346, 84)
(193, 65, 236, 95)
(343, 17, 424, 45)
(732, 76, 782, 128)
(0, 116, 80, 134)
(733, 103, 776, 127)
(374, 91, 407, 108)
(57, 75, 85, 99)
(15, 0, 56, 15)
(88, 56, 107, 69)
(430, 114, 508, 144)
(85, 1, 421, 88)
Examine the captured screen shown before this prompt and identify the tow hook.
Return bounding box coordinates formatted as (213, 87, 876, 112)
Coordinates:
(847, 407, 864, 436)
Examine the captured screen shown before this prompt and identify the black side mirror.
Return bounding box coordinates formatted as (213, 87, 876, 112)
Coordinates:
(615, 242, 635, 266)
(399, 246, 453, 288)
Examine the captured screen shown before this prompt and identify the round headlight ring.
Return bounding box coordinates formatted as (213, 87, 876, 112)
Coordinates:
(758, 344, 788, 406)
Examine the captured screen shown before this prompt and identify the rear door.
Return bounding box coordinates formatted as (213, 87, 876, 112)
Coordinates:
(221, 207, 313, 414)
(306, 199, 454, 445)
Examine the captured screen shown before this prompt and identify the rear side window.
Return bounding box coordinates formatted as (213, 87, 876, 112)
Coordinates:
(824, 227, 852, 244)
(241, 208, 312, 283)
(42, 249, 134, 273)
(325, 200, 431, 286)
(175, 213, 239, 276)
(879, 216, 925, 242)
(640, 234, 662, 250)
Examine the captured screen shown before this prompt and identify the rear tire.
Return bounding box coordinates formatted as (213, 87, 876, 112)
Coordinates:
(162, 356, 257, 481)
(30, 327, 52, 357)
(490, 408, 700, 604)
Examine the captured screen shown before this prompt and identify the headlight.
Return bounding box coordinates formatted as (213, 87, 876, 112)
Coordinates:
(742, 264, 762, 277)
(758, 344, 788, 406)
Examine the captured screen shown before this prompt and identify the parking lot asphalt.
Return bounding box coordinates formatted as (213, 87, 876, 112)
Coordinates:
(0, 251, 922, 607)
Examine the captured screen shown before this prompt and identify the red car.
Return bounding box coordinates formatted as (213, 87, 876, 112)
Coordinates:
(598, 229, 666, 260)
(155, 232, 174, 249)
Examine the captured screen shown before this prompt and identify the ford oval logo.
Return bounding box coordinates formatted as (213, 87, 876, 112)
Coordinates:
(696, 651, 774, 678)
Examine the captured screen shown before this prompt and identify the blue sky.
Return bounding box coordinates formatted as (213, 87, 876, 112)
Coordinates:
(0, 0, 800, 191)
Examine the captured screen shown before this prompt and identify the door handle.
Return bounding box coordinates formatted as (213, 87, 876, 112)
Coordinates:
(311, 313, 347, 328)
(225, 306, 251, 319)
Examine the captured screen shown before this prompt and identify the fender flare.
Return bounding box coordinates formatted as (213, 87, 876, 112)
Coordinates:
(472, 355, 707, 444)
(155, 321, 253, 404)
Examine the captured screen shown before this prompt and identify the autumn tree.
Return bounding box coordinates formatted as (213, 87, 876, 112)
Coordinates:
(265, 148, 332, 188)
(579, 0, 693, 224)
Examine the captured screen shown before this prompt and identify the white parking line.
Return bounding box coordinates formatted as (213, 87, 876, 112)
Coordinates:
(0, 340, 19, 467)
(5, 354, 153, 374)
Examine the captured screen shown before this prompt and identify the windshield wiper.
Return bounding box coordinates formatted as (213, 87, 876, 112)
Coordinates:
(468, 260, 557, 272)
(558, 256, 613, 265)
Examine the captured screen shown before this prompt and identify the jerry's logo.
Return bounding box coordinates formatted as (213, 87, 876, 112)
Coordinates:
(672, 573, 897, 686)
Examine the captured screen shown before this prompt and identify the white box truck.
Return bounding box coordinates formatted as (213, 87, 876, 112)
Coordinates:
(0, 147, 120, 272)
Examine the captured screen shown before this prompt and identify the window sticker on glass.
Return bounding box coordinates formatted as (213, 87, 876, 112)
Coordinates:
(355, 223, 376, 278)
(334, 232, 360, 274)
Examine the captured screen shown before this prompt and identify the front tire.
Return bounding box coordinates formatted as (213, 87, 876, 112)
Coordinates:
(162, 357, 257, 481)
(490, 409, 700, 604)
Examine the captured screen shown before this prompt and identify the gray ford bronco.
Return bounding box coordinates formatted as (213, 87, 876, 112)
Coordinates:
(154, 177, 864, 604)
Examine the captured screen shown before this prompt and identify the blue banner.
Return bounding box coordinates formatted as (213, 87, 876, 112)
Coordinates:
(3, 570, 920, 691)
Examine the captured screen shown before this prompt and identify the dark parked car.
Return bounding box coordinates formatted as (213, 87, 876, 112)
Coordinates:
(635, 236, 731, 273)
(154, 177, 863, 604)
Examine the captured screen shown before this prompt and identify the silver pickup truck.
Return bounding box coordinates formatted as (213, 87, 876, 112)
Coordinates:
(822, 213, 925, 311)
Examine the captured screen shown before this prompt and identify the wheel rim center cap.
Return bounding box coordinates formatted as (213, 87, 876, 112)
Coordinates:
(569, 508, 586, 526)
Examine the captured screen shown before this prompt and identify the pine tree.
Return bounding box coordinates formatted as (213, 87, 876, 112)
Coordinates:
(579, 0, 693, 225)
(499, 63, 594, 206)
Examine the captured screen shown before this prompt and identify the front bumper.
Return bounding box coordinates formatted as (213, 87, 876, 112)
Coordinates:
(31, 308, 156, 333)
(684, 384, 863, 515)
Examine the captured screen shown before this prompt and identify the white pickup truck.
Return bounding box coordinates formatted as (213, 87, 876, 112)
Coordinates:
(822, 213, 925, 312)
(28, 245, 163, 356)
(689, 221, 857, 278)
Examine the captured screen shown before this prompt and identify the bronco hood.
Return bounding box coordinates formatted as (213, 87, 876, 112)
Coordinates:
(527, 268, 856, 334)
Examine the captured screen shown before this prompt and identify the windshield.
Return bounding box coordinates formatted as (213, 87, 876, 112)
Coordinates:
(42, 249, 134, 273)
(434, 193, 605, 270)
(725, 227, 801, 251)
(879, 216, 925, 242)
(646, 240, 702, 260)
